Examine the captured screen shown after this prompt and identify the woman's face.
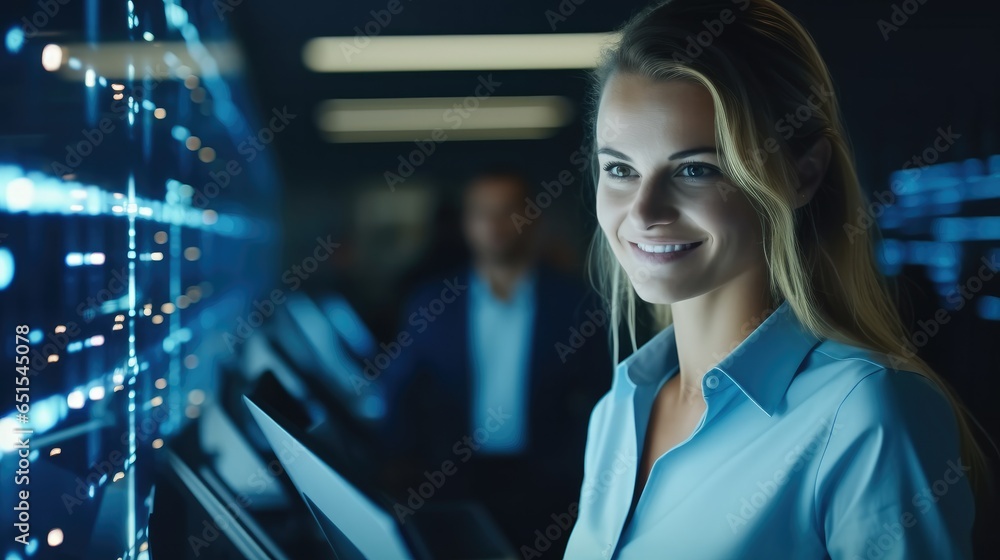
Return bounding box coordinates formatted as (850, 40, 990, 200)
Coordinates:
(595, 72, 767, 305)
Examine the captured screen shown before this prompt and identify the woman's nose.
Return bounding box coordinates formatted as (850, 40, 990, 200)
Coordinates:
(627, 177, 680, 231)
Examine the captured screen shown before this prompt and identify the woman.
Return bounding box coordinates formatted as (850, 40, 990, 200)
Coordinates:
(564, 0, 992, 558)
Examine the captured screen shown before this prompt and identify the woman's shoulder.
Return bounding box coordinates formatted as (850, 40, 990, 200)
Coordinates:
(790, 340, 957, 446)
(795, 338, 958, 433)
(803, 337, 934, 389)
(805, 344, 975, 558)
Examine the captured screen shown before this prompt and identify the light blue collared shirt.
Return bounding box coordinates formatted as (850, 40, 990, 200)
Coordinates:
(565, 299, 974, 559)
(468, 266, 537, 454)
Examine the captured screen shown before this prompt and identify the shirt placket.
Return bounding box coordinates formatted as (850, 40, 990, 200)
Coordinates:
(610, 369, 732, 559)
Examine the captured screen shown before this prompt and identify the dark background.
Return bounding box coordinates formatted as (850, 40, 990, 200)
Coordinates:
(0, 0, 997, 557)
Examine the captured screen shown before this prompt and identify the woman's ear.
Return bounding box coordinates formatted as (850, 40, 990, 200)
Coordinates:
(793, 136, 831, 209)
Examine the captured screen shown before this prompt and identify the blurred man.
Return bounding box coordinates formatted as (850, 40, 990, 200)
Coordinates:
(379, 165, 612, 555)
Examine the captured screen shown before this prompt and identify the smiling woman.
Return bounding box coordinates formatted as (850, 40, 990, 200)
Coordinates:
(566, 0, 992, 558)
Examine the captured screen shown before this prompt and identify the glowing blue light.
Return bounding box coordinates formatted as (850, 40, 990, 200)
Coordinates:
(933, 217, 1000, 242)
(890, 169, 920, 196)
(989, 155, 1000, 176)
(171, 126, 190, 141)
(930, 188, 961, 205)
(30, 398, 62, 433)
(962, 158, 986, 178)
(0, 248, 14, 290)
(6, 549, 24, 560)
(5, 176, 35, 211)
(85, 68, 96, 87)
(904, 240, 959, 267)
(24, 538, 37, 555)
(926, 266, 958, 283)
(166, 3, 188, 27)
(878, 239, 904, 266)
(6, 26, 24, 54)
(67, 390, 86, 409)
(28, 330, 42, 344)
(360, 394, 386, 419)
(143, 31, 154, 42)
(964, 175, 1000, 201)
(978, 295, 1000, 321)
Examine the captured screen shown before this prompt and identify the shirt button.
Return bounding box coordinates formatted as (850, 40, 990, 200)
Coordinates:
(705, 374, 719, 389)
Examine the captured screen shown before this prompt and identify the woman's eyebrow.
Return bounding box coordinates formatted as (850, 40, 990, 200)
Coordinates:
(596, 147, 632, 161)
(596, 146, 719, 161)
(668, 146, 719, 160)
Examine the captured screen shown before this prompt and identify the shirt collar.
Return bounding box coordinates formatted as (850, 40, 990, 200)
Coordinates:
(618, 299, 822, 416)
(469, 265, 537, 302)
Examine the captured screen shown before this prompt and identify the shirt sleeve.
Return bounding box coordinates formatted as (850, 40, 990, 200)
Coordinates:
(814, 367, 976, 559)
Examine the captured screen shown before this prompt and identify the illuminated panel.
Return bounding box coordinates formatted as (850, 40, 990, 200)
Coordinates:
(0, 0, 279, 558)
(876, 156, 1000, 319)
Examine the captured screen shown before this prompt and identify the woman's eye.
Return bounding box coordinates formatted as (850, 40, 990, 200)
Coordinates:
(602, 162, 635, 179)
(676, 163, 720, 179)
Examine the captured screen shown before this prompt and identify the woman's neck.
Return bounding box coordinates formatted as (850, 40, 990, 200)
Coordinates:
(669, 263, 777, 405)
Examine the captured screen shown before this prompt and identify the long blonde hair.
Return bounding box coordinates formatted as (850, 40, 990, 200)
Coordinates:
(585, 0, 993, 496)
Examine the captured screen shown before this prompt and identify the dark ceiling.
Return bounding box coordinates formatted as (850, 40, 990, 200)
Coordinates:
(225, 0, 1000, 201)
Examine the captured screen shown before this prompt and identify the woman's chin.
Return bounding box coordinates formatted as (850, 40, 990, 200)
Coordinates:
(631, 285, 691, 306)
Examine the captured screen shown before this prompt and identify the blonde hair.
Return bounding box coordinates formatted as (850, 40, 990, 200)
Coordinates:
(586, 0, 993, 496)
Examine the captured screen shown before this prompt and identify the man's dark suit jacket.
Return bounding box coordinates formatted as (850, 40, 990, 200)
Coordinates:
(378, 263, 613, 548)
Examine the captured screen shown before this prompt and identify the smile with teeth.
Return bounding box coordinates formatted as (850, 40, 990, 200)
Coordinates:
(635, 241, 702, 254)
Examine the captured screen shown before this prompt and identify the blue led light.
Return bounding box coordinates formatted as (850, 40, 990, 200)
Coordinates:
(978, 296, 1000, 321)
(933, 217, 1000, 242)
(879, 239, 904, 266)
(963, 175, 1000, 201)
(171, 126, 190, 141)
(989, 155, 1000, 176)
(30, 398, 62, 434)
(0, 247, 14, 290)
(5, 26, 24, 54)
(962, 157, 986, 178)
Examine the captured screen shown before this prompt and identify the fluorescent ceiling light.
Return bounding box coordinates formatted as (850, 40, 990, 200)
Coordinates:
(303, 33, 619, 72)
(316, 95, 574, 143)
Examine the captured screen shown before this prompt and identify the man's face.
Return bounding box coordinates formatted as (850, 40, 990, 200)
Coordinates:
(463, 177, 529, 263)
